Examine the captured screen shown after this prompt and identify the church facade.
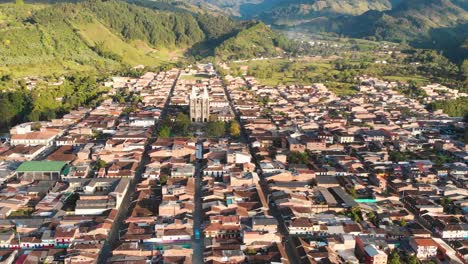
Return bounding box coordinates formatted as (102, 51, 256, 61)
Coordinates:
(190, 86, 210, 122)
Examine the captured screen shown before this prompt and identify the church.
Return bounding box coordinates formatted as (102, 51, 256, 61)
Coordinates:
(189, 86, 210, 122)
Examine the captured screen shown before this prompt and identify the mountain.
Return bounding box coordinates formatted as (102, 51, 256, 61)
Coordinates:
(188, 0, 467, 63)
(214, 21, 292, 60)
(282, 0, 467, 63)
(186, 0, 401, 22)
(0, 0, 205, 76)
(250, 0, 397, 25)
(0, 0, 294, 77)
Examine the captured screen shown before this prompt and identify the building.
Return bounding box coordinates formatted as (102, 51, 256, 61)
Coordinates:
(10, 128, 62, 146)
(362, 245, 387, 264)
(190, 86, 210, 122)
(409, 238, 439, 260)
(16, 161, 68, 181)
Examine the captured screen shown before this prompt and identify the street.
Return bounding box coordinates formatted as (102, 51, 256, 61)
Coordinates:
(97, 71, 178, 263)
(222, 76, 303, 264)
(192, 151, 204, 264)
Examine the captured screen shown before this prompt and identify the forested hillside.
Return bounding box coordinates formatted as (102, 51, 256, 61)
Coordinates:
(0, 0, 294, 77)
(214, 22, 293, 60)
(290, 0, 468, 63)
(190, 0, 467, 63)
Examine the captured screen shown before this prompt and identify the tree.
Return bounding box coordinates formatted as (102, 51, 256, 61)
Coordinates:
(159, 175, 168, 185)
(159, 125, 171, 138)
(229, 120, 241, 138)
(347, 206, 362, 222)
(16, 0, 24, 5)
(407, 255, 419, 264)
(94, 159, 107, 170)
(207, 121, 225, 138)
(461, 59, 468, 81)
(367, 211, 379, 226)
(399, 219, 407, 227)
(388, 250, 401, 264)
(174, 113, 191, 135)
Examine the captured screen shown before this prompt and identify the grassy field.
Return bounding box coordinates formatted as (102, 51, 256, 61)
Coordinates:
(382, 75, 429, 85)
(0, 3, 185, 78)
(230, 58, 337, 86)
(228, 57, 362, 96)
(75, 20, 183, 67)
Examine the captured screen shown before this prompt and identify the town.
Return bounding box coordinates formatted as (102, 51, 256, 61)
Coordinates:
(0, 62, 466, 264)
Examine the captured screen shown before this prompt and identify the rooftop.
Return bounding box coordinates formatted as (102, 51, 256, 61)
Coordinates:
(16, 161, 68, 172)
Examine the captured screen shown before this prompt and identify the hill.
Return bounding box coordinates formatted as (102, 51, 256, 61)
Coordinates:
(339, 0, 468, 63)
(191, 0, 467, 63)
(214, 22, 293, 61)
(0, 0, 204, 76)
(289, 0, 467, 63)
(0, 0, 294, 77)
(186, 0, 400, 21)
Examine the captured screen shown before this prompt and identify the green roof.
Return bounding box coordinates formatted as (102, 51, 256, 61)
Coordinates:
(16, 161, 67, 172)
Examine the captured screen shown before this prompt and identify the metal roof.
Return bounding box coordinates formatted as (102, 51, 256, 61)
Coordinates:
(16, 161, 67, 172)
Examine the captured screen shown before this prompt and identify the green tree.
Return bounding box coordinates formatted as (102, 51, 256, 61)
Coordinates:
(367, 211, 379, 226)
(229, 120, 241, 138)
(93, 159, 107, 170)
(388, 250, 401, 264)
(349, 187, 357, 198)
(407, 255, 419, 264)
(400, 219, 407, 227)
(460, 59, 468, 81)
(16, 0, 24, 5)
(159, 125, 171, 138)
(159, 175, 168, 185)
(175, 113, 191, 135)
(347, 206, 362, 222)
(0, 98, 15, 128)
(207, 121, 225, 138)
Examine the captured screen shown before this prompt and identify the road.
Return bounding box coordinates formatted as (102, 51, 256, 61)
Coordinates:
(222, 76, 303, 264)
(192, 150, 204, 264)
(97, 71, 178, 263)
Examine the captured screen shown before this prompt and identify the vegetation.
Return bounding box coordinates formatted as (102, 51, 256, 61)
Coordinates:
(190, 0, 393, 20)
(228, 120, 241, 138)
(93, 159, 107, 170)
(346, 206, 363, 222)
(427, 97, 468, 117)
(0, 73, 107, 130)
(158, 125, 171, 138)
(160, 113, 192, 137)
(288, 151, 309, 165)
(388, 250, 401, 264)
(206, 121, 226, 138)
(215, 22, 295, 61)
(0, 0, 292, 77)
(208, 0, 468, 64)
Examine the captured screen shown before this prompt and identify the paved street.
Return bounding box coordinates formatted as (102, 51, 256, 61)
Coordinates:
(222, 76, 303, 264)
(97, 71, 178, 263)
(192, 151, 204, 264)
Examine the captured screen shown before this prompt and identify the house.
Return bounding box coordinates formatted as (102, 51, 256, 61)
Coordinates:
(288, 218, 320, 235)
(162, 228, 191, 242)
(252, 216, 278, 233)
(363, 245, 387, 264)
(409, 238, 439, 260)
(334, 132, 354, 144)
(243, 231, 281, 245)
(10, 127, 62, 146)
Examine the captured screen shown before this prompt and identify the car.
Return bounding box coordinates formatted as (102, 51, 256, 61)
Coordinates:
(195, 229, 201, 240)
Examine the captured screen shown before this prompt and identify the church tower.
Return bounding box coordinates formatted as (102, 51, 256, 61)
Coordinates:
(190, 86, 210, 122)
